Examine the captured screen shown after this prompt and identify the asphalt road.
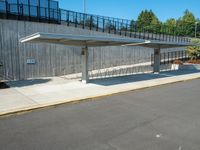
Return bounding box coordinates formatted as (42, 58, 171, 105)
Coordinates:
(0, 79, 200, 150)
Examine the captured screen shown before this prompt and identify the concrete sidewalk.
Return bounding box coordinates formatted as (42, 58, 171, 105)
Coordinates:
(0, 70, 200, 116)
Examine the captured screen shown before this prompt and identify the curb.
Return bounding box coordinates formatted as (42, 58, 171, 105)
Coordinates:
(0, 73, 200, 117)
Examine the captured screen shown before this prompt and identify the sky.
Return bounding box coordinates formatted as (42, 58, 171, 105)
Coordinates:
(58, 0, 200, 22)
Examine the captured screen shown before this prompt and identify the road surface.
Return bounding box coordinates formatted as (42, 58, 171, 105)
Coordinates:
(0, 79, 200, 150)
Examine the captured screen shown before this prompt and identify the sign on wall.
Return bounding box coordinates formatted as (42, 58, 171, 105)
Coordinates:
(26, 59, 36, 64)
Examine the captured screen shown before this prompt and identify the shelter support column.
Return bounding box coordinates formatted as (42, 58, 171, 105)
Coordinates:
(153, 48, 161, 73)
(81, 46, 89, 83)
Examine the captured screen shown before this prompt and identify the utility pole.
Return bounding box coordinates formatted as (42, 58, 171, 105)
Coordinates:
(83, 0, 86, 14)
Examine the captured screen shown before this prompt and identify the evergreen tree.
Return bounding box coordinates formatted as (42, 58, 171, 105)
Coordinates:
(164, 18, 176, 35)
(176, 10, 196, 36)
(136, 9, 160, 33)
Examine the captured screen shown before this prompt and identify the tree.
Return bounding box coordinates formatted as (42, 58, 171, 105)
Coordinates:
(196, 19, 200, 38)
(164, 18, 176, 35)
(136, 9, 160, 33)
(176, 10, 196, 36)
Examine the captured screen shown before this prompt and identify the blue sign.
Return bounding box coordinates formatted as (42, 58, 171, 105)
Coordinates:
(26, 59, 36, 64)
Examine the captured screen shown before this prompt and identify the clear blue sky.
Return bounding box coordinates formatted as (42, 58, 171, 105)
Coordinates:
(58, 0, 200, 22)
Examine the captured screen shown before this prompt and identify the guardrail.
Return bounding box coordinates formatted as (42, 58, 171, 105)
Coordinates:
(0, 1, 191, 43)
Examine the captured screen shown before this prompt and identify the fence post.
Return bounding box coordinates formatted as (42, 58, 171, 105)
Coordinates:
(125, 24, 127, 36)
(139, 26, 141, 39)
(96, 16, 99, 31)
(164, 52, 166, 64)
(114, 21, 116, 34)
(89, 16, 92, 30)
(103, 18, 105, 32)
(37, 6, 39, 21)
(168, 52, 170, 64)
(67, 11, 69, 26)
(107, 20, 111, 34)
(142, 25, 145, 39)
(58, 9, 61, 23)
(28, 0, 31, 20)
(21, 3, 24, 17)
(82, 14, 85, 29)
(182, 51, 184, 62)
(5, 1, 8, 18)
(134, 23, 137, 38)
(75, 12, 77, 27)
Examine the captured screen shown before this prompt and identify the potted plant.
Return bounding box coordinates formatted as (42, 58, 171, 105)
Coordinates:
(171, 60, 183, 70)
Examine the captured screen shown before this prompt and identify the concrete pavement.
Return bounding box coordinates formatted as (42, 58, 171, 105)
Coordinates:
(0, 79, 200, 150)
(0, 70, 200, 116)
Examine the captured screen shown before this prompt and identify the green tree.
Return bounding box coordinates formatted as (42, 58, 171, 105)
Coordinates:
(176, 10, 196, 36)
(196, 19, 200, 38)
(164, 18, 176, 35)
(136, 9, 160, 33)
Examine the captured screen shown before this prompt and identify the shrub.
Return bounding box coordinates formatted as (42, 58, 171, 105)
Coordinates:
(187, 59, 200, 64)
(173, 60, 183, 65)
(186, 38, 200, 60)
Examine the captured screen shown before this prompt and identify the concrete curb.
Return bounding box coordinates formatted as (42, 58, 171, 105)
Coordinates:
(0, 72, 200, 117)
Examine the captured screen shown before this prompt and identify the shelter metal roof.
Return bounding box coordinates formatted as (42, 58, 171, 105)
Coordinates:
(20, 32, 193, 48)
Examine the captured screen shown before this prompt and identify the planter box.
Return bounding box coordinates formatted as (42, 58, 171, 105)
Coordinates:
(171, 64, 180, 70)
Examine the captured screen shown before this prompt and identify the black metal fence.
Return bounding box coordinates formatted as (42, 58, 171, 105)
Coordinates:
(151, 50, 190, 65)
(0, 1, 60, 23)
(0, 1, 192, 43)
(60, 9, 191, 43)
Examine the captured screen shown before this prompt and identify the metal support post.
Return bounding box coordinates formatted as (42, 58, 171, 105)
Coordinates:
(81, 46, 89, 83)
(153, 48, 161, 73)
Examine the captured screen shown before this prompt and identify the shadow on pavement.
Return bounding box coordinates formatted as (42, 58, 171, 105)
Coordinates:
(6, 79, 51, 88)
(0, 82, 10, 89)
(90, 70, 200, 86)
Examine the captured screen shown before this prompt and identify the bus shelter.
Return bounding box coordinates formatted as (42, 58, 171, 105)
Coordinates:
(20, 32, 192, 83)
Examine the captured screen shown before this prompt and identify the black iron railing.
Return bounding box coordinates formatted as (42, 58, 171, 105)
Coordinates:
(60, 9, 191, 43)
(151, 50, 190, 65)
(0, 1, 192, 43)
(0, 2, 60, 23)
